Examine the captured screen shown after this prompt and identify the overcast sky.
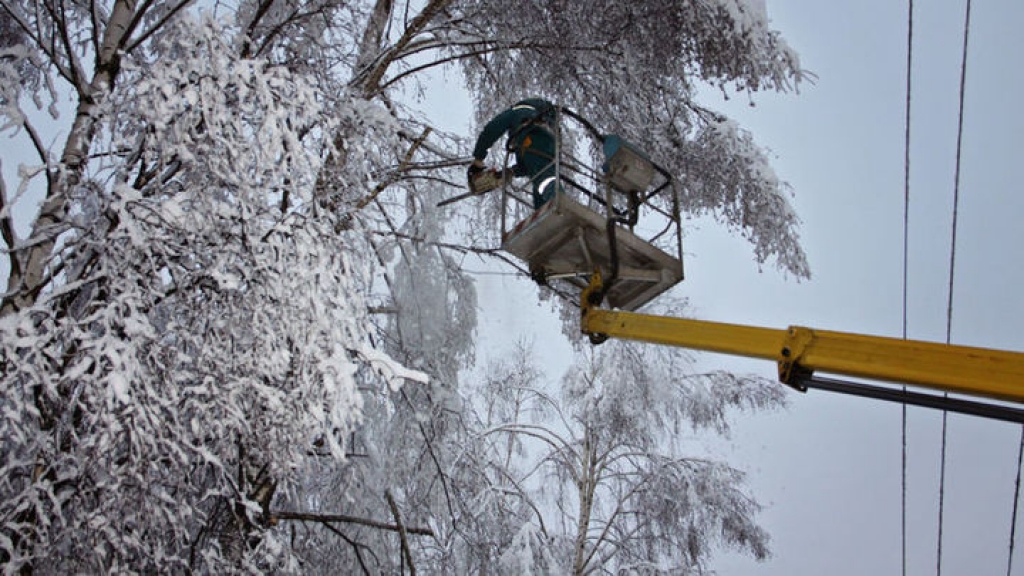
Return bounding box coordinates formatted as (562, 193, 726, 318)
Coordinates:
(432, 0, 1024, 574)
(700, 2, 1024, 574)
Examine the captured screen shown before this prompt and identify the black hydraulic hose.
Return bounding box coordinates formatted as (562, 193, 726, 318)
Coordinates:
(605, 219, 620, 292)
(795, 375, 1024, 424)
(558, 107, 605, 142)
(599, 192, 641, 304)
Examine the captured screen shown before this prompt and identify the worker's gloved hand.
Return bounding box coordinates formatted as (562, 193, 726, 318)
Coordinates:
(467, 159, 485, 184)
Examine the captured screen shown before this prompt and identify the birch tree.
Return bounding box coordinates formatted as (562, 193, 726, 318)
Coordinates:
(0, 3, 420, 571)
(480, 341, 784, 575)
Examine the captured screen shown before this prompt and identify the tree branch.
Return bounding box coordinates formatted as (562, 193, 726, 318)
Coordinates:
(119, 0, 156, 53)
(368, 228, 580, 305)
(123, 0, 192, 54)
(399, 387, 457, 526)
(355, 0, 393, 74)
(240, 0, 276, 58)
(482, 423, 582, 483)
(385, 490, 416, 576)
(2, 0, 153, 317)
(250, 4, 335, 58)
(334, 126, 431, 231)
(580, 470, 649, 572)
(491, 461, 549, 538)
(271, 510, 434, 536)
(319, 522, 373, 576)
(17, 113, 52, 177)
(49, 0, 86, 91)
(0, 3, 65, 82)
(378, 38, 607, 92)
(355, 0, 453, 97)
(88, 0, 101, 57)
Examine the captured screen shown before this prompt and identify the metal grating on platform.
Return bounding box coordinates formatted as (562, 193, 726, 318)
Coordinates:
(502, 194, 683, 311)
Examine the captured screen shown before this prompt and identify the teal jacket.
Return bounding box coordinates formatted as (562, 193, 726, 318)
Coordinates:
(472, 98, 556, 162)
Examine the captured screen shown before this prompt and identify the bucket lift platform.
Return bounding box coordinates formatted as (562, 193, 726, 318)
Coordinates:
(502, 193, 683, 311)
(494, 118, 685, 312)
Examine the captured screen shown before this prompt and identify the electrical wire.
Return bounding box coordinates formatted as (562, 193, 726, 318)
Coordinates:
(901, 2, 914, 574)
(937, 1, 973, 573)
(936, 413, 949, 576)
(902, 0, 914, 344)
(946, 0, 971, 346)
(1009, 428, 1024, 576)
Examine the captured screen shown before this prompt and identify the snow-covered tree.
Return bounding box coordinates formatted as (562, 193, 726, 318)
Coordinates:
(0, 0, 807, 571)
(476, 340, 784, 575)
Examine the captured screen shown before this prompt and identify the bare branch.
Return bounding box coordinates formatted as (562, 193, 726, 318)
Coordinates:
(0, 1, 73, 84)
(271, 511, 434, 536)
(384, 490, 416, 576)
(123, 0, 191, 54)
(399, 387, 457, 525)
(482, 423, 582, 484)
(368, 229, 579, 305)
(239, 0, 275, 58)
(334, 126, 431, 231)
(379, 39, 612, 92)
(18, 111, 51, 168)
(51, 0, 87, 91)
(355, 0, 393, 74)
(89, 0, 101, 57)
(319, 522, 373, 576)
(354, 0, 454, 97)
(120, 0, 157, 47)
(580, 472, 648, 572)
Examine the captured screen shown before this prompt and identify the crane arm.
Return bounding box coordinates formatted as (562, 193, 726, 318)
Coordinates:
(581, 275, 1024, 405)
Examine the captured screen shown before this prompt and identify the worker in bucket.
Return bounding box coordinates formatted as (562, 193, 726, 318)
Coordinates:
(467, 98, 560, 209)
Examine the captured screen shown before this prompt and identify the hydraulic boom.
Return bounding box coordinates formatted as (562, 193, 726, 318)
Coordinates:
(581, 274, 1024, 411)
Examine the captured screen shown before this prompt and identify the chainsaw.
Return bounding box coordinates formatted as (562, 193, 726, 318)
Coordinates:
(437, 168, 508, 207)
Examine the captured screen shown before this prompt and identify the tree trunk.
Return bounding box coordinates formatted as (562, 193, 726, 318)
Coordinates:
(573, 427, 599, 576)
(1, 0, 138, 316)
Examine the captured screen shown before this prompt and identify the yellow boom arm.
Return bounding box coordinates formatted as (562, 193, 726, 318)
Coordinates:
(581, 277, 1024, 406)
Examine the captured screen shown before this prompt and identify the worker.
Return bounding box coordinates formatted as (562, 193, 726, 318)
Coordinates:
(467, 98, 560, 209)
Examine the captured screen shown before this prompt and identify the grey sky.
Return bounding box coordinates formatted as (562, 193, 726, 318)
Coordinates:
(688, 1, 1024, 574)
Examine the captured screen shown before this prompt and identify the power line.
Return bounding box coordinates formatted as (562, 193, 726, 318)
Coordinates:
(946, 0, 971, 346)
(901, 2, 914, 575)
(1009, 428, 1024, 576)
(936, 416, 949, 576)
(902, 0, 914, 345)
(937, 1, 973, 574)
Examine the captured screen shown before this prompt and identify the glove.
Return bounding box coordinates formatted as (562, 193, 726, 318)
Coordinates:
(467, 159, 485, 184)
